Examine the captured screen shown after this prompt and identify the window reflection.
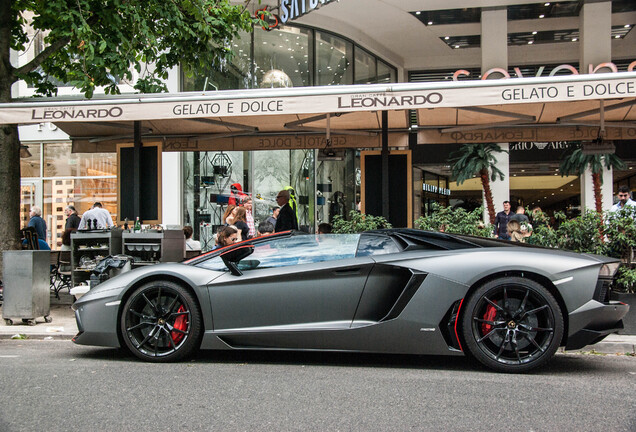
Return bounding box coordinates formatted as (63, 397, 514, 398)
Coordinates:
(354, 48, 377, 84)
(20, 144, 41, 177)
(44, 143, 116, 177)
(255, 26, 313, 87)
(316, 31, 352, 86)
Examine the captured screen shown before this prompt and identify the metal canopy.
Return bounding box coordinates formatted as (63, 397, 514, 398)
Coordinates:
(0, 72, 634, 151)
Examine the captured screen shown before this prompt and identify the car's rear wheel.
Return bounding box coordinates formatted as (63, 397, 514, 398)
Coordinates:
(120, 281, 202, 362)
(461, 277, 563, 373)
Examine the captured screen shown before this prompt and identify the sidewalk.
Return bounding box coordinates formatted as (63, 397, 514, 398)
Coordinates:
(1, 292, 635, 355)
(0, 292, 78, 340)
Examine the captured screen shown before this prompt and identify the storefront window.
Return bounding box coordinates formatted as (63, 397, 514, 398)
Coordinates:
(316, 31, 353, 86)
(377, 60, 396, 84)
(181, 25, 395, 90)
(182, 30, 253, 91)
(255, 26, 313, 88)
(44, 143, 117, 177)
(20, 143, 41, 177)
(354, 48, 377, 84)
(183, 150, 247, 251)
(43, 177, 117, 248)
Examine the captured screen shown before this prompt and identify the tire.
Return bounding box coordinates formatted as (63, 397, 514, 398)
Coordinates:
(461, 277, 564, 373)
(120, 281, 202, 362)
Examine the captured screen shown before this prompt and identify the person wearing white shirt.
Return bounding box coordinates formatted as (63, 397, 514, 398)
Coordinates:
(78, 202, 114, 230)
(610, 185, 636, 213)
(183, 225, 201, 251)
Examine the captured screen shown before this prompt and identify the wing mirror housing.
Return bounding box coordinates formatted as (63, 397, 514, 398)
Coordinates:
(220, 245, 254, 276)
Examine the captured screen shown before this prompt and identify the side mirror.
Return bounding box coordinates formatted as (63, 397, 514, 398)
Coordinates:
(220, 245, 254, 276)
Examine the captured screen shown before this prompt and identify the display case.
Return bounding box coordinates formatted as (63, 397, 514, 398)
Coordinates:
(122, 229, 185, 267)
(70, 229, 123, 287)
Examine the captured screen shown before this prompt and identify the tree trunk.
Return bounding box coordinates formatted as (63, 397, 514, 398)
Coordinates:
(592, 171, 603, 213)
(0, 0, 21, 281)
(480, 168, 496, 225)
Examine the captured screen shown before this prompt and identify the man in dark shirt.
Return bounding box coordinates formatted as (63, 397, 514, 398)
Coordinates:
(64, 205, 81, 230)
(493, 200, 512, 240)
(274, 189, 298, 232)
(27, 206, 47, 242)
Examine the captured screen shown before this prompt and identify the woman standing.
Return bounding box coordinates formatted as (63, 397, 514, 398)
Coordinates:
(231, 206, 250, 241)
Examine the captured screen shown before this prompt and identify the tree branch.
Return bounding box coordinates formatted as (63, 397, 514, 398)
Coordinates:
(14, 36, 71, 78)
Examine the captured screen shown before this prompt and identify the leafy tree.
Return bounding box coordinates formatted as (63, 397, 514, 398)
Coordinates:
(0, 0, 261, 278)
(559, 145, 625, 213)
(449, 143, 507, 225)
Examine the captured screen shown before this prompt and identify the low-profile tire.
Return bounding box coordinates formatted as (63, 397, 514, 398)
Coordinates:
(461, 277, 564, 373)
(120, 281, 202, 362)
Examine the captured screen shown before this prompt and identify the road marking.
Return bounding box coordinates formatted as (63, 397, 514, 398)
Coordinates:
(0, 355, 19, 358)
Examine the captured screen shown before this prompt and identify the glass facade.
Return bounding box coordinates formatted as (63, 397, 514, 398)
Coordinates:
(20, 142, 117, 249)
(180, 24, 395, 248)
(182, 24, 396, 91)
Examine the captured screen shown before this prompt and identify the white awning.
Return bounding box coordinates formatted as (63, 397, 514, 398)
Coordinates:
(1, 72, 634, 150)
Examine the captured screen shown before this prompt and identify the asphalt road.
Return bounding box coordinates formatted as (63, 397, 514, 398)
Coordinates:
(0, 340, 634, 432)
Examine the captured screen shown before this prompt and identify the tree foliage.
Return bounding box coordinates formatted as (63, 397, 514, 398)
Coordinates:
(0, 1, 262, 278)
(449, 143, 507, 225)
(332, 211, 392, 234)
(7, 0, 260, 97)
(414, 204, 491, 237)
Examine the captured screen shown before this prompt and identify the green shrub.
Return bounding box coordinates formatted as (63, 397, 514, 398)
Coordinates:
(415, 204, 492, 237)
(332, 211, 392, 234)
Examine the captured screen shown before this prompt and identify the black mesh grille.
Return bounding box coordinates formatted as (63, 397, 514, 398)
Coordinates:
(593, 279, 612, 303)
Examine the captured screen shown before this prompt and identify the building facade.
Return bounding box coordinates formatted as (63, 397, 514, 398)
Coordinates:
(13, 0, 636, 249)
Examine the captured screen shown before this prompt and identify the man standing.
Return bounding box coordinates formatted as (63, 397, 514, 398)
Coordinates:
(64, 205, 81, 230)
(274, 189, 298, 232)
(493, 200, 513, 240)
(610, 185, 636, 212)
(27, 206, 47, 241)
(78, 202, 114, 230)
(244, 198, 256, 238)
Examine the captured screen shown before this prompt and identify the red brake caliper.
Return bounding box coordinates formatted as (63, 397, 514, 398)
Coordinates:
(171, 305, 187, 344)
(481, 302, 497, 335)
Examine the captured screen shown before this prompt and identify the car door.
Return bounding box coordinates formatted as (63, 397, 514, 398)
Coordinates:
(207, 234, 374, 333)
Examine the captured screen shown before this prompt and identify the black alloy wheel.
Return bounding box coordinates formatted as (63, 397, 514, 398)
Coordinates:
(120, 281, 202, 362)
(461, 277, 564, 373)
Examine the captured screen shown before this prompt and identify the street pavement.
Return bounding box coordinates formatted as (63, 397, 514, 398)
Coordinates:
(1, 291, 635, 355)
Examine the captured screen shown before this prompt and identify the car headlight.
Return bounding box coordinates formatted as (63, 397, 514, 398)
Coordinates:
(599, 262, 620, 278)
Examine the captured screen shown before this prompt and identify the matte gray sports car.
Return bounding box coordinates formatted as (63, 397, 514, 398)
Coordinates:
(72, 229, 629, 372)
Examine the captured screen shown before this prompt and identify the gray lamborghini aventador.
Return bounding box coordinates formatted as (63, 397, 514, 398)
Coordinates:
(72, 229, 629, 372)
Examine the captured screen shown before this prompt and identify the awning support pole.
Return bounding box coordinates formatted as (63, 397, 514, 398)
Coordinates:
(133, 121, 142, 221)
(381, 111, 389, 220)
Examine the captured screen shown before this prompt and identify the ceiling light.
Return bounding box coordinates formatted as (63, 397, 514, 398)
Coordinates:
(615, 35, 621, 39)
(539, 14, 545, 18)
(532, 31, 537, 35)
(445, 36, 449, 40)
(428, 21, 433, 25)
(544, 2, 550, 6)
(528, 41, 533, 44)
(625, 25, 631, 28)
(454, 45, 460, 49)
(415, 11, 421, 15)
(572, 38, 578, 41)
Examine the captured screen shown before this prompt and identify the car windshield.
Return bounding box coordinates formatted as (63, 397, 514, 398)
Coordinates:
(196, 234, 361, 272)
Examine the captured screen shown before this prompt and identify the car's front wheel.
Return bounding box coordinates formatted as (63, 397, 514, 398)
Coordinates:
(120, 281, 202, 362)
(461, 277, 564, 373)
